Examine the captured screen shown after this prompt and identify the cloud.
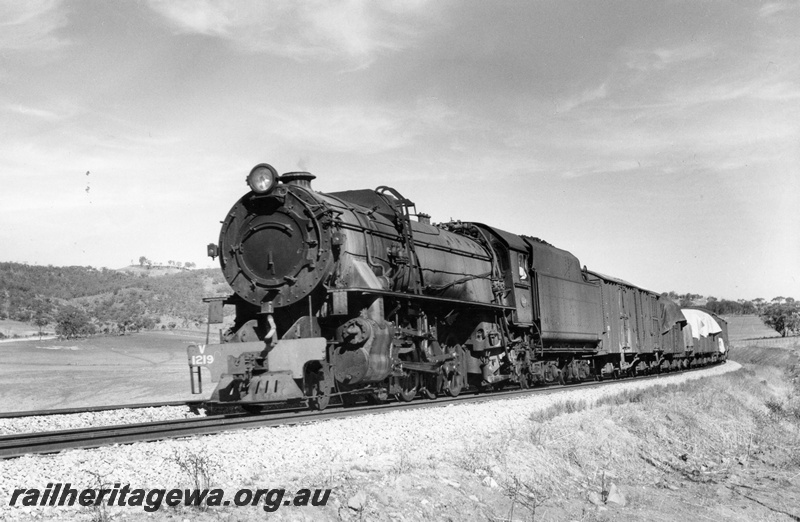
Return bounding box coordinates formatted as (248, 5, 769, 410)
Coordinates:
(0, 0, 69, 52)
(623, 41, 716, 72)
(147, 0, 435, 64)
(753, 81, 800, 101)
(759, 2, 792, 18)
(256, 100, 464, 154)
(3, 102, 78, 121)
(556, 83, 609, 113)
(5, 104, 60, 120)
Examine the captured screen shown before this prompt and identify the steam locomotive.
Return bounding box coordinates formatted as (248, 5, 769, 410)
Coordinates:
(187, 164, 727, 410)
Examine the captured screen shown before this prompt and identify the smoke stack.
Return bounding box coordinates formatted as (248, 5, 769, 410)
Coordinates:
(280, 171, 316, 191)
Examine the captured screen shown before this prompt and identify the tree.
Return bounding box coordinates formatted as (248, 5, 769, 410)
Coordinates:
(134, 315, 156, 331)
(740, 300, 756, 314)
(760, 302, 800, 337)
(706, 299, 753, 316)
(55, 305, 95, 339)
(33, 313, 50, 337)
(30, 298, 53, 338)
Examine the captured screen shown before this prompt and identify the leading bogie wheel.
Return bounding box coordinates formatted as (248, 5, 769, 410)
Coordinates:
(307, 363, 332, 411)
(394, 350, 420, 402)
(395, 369, 419, 402)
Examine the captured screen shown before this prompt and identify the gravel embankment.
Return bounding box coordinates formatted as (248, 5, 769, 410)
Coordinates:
(0, 362, 740, 520)
(0, 406, 205, 436)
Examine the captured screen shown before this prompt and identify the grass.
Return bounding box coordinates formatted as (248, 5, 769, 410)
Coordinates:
(0, 319, 46, 338)
(0, 330, 207, 412)
(725, 315, 782, 342)
(83, 470, 113, 522)
(729, 343, 800, 366)
(444, 348, 800, 518)
(169, 446, 216, 491)
(166, 446, 218, 513)
(527, 380, 711, 425)
(501, 474, 549, 522)
(529, 398, 589, 423)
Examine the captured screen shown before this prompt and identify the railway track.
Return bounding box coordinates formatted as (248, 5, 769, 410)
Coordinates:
(0, 400, 205, 420)
(0, 362, 724, 459)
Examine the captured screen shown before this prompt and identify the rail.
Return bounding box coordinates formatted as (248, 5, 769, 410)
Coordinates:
(0, 361, 726, 459)
(0, 401, 204, 420)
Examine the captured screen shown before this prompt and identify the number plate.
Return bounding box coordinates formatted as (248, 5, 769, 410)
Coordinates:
(187, 344, 215, 366)
(190, 354, 215, 366)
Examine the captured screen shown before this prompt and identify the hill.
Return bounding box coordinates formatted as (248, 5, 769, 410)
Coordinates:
(117, 265, 189, 277)
(725, 314, 781, 342)
(0, 262, 230, 337)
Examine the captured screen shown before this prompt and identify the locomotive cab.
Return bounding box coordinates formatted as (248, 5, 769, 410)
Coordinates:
(467, 223, 534, 326)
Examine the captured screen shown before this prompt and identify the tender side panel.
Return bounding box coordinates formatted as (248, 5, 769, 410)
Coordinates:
(536, 274, 602, 344)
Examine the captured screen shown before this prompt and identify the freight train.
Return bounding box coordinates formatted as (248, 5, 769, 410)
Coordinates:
(187, 164, 727, 410)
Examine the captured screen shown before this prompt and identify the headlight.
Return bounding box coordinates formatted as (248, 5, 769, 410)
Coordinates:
(246, 163, 278, 194)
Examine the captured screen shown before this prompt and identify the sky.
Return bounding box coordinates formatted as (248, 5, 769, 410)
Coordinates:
(1, 0, 798, 301)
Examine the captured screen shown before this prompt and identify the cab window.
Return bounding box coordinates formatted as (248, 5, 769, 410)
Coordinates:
(518, 252, 528, 281)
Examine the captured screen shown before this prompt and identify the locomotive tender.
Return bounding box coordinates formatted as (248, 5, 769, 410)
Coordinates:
(188, 164, 727, 410)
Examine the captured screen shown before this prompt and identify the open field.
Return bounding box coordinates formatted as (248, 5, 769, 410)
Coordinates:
(0, 330, 207, 412)
(0, 319, 48, 340)
(726, 314, 782, 342)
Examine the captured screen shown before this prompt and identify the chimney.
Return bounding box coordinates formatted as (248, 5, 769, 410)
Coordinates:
(279, 172, 316, 191)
